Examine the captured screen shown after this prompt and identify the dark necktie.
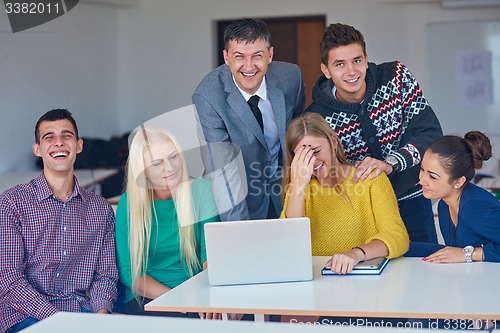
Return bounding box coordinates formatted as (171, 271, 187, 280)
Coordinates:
(247, 95, 264, 131)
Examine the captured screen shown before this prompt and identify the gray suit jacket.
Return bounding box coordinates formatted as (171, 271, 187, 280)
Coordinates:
(193, 61, 305, 221)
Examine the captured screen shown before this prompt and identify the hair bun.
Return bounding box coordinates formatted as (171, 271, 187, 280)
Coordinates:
(464, 131, 492, 169)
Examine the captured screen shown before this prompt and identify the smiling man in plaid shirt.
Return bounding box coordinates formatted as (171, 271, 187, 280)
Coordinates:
(0, 109, 118, 333)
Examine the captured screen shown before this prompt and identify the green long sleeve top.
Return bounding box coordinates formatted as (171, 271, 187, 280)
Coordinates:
(115, 178, 219, 302)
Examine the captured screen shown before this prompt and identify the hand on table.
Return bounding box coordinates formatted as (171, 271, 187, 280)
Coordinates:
(423, 246, 466, 263)
(324, 250, 363, 275)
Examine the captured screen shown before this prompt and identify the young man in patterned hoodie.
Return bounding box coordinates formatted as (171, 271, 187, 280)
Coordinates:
(306, 23, 442, 243)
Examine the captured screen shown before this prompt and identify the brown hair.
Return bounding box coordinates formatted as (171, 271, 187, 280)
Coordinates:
(320, 23, 366, 65)
(427, 131, 492, 183)
(224, 18, 271, 50)
(283, 112, 348, 199)
(35, 108, 79, 144)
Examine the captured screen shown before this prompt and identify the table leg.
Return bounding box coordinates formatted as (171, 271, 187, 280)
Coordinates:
(254, 314, 265, 322)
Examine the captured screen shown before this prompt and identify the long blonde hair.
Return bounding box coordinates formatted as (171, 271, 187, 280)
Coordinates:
(283, 112, 348, 198)
(126, 126, 200, 296)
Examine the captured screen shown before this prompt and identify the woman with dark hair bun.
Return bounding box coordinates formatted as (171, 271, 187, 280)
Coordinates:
(418, 130, 500, 263)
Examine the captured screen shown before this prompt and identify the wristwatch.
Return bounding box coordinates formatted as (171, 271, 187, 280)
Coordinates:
(463, 245, 474, 263)
(384, 155, 399, 174)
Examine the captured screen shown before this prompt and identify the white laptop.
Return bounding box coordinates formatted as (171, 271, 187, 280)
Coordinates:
(204, 217, 313, 286)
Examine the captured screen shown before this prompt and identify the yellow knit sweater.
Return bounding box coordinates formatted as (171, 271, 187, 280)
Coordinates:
(281, 170, 409, 258)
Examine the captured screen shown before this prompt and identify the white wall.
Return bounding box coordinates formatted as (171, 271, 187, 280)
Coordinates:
(1, 0, 500, 172)
(117, 0, 410, 132)
(115, 0, 500, 179)
(117, 0, 500, 133)
(0, 2, 120, 172)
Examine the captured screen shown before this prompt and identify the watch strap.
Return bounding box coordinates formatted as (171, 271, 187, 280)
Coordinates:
(464, 246, 474, 263)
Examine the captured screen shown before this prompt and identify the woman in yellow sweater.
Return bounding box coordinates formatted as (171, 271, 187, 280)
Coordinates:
(281, 113, 409, 274)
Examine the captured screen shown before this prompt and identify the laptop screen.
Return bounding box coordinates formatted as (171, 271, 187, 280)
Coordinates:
(204, 217, 313, 286)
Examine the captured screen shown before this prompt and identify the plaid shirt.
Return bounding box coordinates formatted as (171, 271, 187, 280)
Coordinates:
(0, 173, 118, 332)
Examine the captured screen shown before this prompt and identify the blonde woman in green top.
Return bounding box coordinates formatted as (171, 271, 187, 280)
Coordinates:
(115, 126, 219, 318)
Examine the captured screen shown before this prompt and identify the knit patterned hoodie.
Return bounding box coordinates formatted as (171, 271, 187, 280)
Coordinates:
(306, 61, 443, 199)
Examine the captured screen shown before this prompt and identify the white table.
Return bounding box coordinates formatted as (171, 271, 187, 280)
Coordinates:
(146, 256, 500, 321)
(0, 169, 118, 194)
(21, 312, 485, 333)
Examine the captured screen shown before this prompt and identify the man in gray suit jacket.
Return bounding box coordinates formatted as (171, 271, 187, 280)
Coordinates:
(193, 18, 305, 221)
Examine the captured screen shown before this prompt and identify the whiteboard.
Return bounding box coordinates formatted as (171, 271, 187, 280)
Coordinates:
(427, 20, 500, 136)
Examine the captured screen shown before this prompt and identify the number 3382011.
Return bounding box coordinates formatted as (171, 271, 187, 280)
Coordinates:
(5, 2, 61, 14)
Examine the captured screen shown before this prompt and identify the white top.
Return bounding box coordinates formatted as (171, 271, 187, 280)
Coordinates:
(146, 256, 500, 320)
